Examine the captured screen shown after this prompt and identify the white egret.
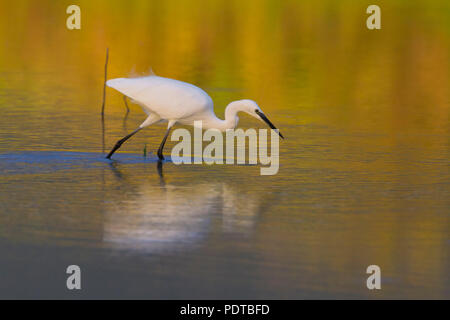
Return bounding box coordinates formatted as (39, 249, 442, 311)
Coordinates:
(105, 75, 284, 160)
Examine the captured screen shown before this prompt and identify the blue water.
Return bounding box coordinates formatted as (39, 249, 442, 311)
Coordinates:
(0, 151, 161, 175)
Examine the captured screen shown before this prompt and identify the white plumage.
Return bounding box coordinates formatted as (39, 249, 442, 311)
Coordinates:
(106, 76, 213, 124)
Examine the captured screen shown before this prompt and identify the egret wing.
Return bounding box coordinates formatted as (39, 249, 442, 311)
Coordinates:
(106, 76, 213, 119)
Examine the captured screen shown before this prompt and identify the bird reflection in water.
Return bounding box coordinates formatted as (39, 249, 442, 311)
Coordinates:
(103, 162, 269, 253)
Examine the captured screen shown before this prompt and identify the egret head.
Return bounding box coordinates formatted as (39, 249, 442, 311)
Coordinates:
(236, 99, 284, 139)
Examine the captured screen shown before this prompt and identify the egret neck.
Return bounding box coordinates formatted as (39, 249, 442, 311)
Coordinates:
(201, 100, 284, 140)
(201, 100, 246, 131)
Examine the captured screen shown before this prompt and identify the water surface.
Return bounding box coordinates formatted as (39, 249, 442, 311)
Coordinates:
(0, 0, 449, 299)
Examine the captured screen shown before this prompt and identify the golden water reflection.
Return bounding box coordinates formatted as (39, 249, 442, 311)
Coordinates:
(104, 163, 262, 252)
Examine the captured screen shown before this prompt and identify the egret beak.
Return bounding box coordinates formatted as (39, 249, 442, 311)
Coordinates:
(255, 110, 284, 139)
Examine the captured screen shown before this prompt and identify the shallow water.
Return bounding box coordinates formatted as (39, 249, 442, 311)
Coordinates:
(0, 0, 449, 299)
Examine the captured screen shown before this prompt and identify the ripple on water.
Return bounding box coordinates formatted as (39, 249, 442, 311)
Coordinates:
(0, 151, 166, 175)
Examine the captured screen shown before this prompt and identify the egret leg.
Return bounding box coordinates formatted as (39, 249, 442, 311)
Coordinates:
(106, 113, 160, 159)
(123, 95, 130, 114)
(157, 120, 176, 160)
(106, 128, 141, 159)
(157, 128, 172, 160)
